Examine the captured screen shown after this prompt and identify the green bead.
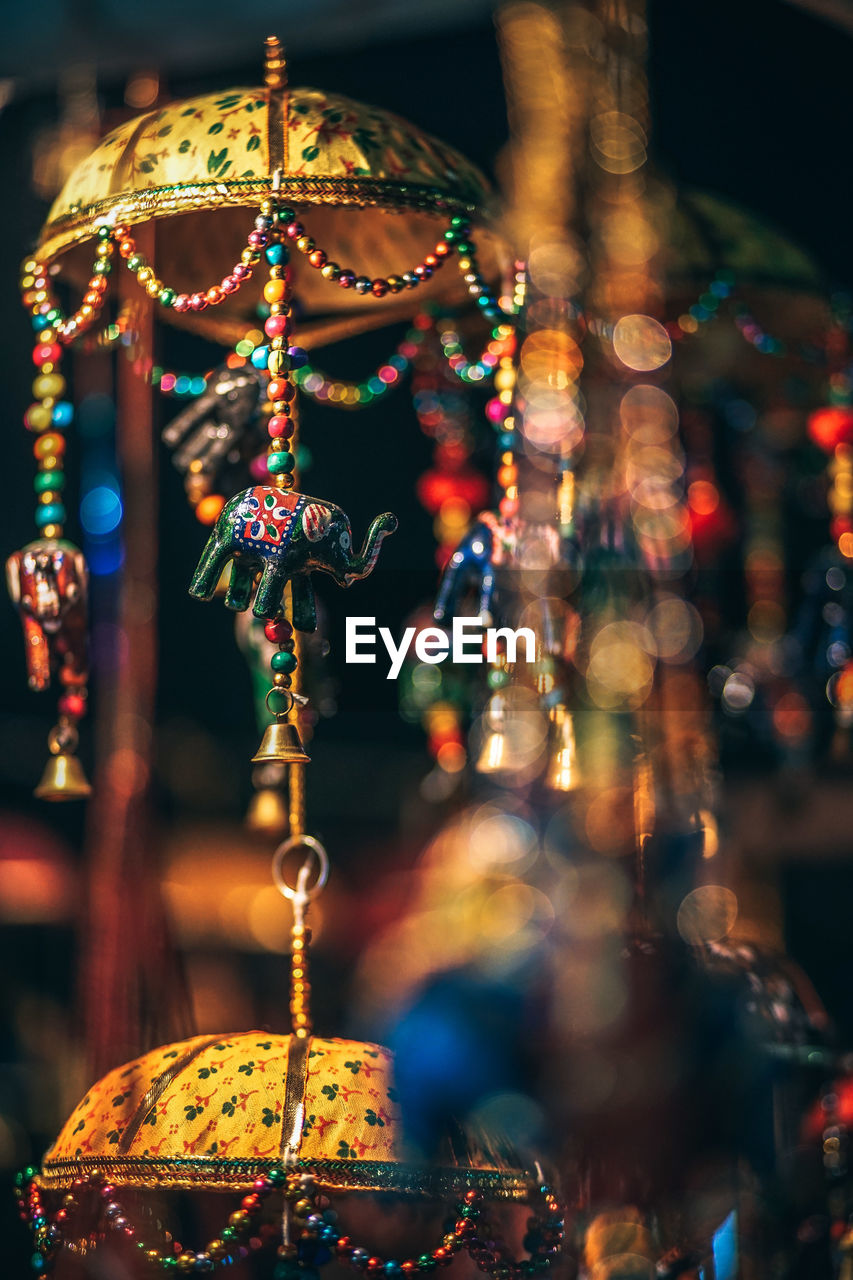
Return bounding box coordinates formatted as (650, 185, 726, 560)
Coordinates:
(450, 215, 469, 230)
(34, 471, 64, 493)
(159, 287, 176, 307)
(221, 1227, 236, 1242)
(35, 503, 65, 527)
(488, 668, 510, 690)
(92, 259, 111, 274)
(127, 254, 143, 273)
(268, 1167, 287, 1187)
(267, 451, 295, 475)
(418, 1256, 436, 1272)
(271, 650, 297, 675)
(454, 240, 472, 256)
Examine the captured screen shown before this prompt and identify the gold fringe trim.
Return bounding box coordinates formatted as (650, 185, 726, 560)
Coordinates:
(36, 176, 487, 267)
(37, 1155, 532, 1200)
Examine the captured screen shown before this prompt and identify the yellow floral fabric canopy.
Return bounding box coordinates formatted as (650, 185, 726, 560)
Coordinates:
(37, 86, 503, 320)
(39, 1033, 528, 1198)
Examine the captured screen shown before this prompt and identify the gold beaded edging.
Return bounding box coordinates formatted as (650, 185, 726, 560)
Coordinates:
(37, 1156, 532, 1200)
(36, 177, 489, 268)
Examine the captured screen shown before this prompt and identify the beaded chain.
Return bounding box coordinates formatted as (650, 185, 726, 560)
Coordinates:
(19, 190, 502, 775)
(16, 1166, 563, 1277)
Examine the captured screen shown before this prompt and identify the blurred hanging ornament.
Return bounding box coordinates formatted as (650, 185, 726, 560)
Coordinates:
(16, 838, 565, 1276)
(11, 33, 507, 797)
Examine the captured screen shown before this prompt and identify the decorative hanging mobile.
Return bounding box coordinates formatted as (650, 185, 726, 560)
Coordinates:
(10, 33, 507, 798)
(17, 825, 565, 1275)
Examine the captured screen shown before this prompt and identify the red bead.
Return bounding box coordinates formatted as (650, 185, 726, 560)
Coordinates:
(34, 343, 61, 365)
(414, 265, 433, 280)
(253, 1177, 272, 1193)
(335, 1237, 353, 1257)
(268, 415, 293, 439)
(190, 292, 208, 311)
(308, 249, 327, 269)
(118, 239, 136, 259)
(241, 1194, 261, 1213)
(338, 270, 355, 289)
(268, 377, 289, 401)
(424, 254, 440, 269)
(464, 1191, 481, 1205)
(265, 618, 293, 644)
(206, 286, 224, 306)
(367, 1258, 383, 1274)
(286, 221, 303, 240)
(58, 693, 86, 718)
(173, 294, 190, 312)
(371, 279, 389, 298)
(265, 315, 290, 339)
(221, 275, 239, 293)
(434, 241, 451, 258)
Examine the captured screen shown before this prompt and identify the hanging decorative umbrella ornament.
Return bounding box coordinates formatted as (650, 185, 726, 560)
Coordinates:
(12, 35, 507, 796)
(16, 836, 565, 1276)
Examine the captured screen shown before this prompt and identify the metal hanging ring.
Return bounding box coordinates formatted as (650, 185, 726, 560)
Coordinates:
(272, 834, 329, 901)
(264, 687, 295, 718)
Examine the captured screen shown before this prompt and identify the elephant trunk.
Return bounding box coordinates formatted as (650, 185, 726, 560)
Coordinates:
(345, 513, 398, 584)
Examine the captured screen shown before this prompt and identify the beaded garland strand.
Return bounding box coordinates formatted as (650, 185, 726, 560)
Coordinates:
(16, 1166, 564, 1277)
(19, 192, 502, 768)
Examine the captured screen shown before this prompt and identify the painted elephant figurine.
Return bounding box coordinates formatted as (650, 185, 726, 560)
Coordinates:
(434, 514, 503, 624)
(435, 510, 569, 628)
(189, 484, 397, 629)
(6, 539, 89, 692)
(162, 362, 264, 480)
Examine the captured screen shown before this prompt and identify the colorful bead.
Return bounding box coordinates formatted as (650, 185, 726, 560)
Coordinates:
(267, 451, 296, 474)
(271, 650, 297, 674)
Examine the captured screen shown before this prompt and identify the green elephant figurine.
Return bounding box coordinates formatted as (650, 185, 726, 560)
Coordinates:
(189, 484, 398, 629)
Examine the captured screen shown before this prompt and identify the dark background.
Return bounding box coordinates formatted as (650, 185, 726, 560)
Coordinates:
(1, 0, 852, 1270)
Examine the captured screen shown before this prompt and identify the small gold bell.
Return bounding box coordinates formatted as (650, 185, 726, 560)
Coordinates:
(34, 752, 92, 801)
(476, 727, 509, 773)
(251, 720, 310, 765)
(245, 786, 289, 833)
(544, 704, 580, 792)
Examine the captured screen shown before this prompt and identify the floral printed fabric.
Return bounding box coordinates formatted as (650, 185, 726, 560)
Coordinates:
(44, 1034, 401, 1169)
(47, 86, 488, 226)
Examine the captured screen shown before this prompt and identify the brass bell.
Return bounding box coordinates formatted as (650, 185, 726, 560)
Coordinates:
(251, 720, 310, 765)
(475, 694, 509, 774)
(34, 752, 93, 801)
(245, 786, 289, 833)
(544, 704, 580, 792)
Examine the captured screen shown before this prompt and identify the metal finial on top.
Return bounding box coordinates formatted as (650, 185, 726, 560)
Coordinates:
(264, 35, 287, 91)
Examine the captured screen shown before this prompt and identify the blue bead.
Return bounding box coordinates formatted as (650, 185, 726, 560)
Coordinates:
(251, 345, 270, 369)
(32, 315, 52, 332)
(266, 243, 289, 266)
(52, 402, 73, 427)
(287, 345, 308, 369)
(498, 431, 517, 448)
(35, 503, 65, 527)
(385, 1263, 402, 1277)
(31, 1254, 46, 1273)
